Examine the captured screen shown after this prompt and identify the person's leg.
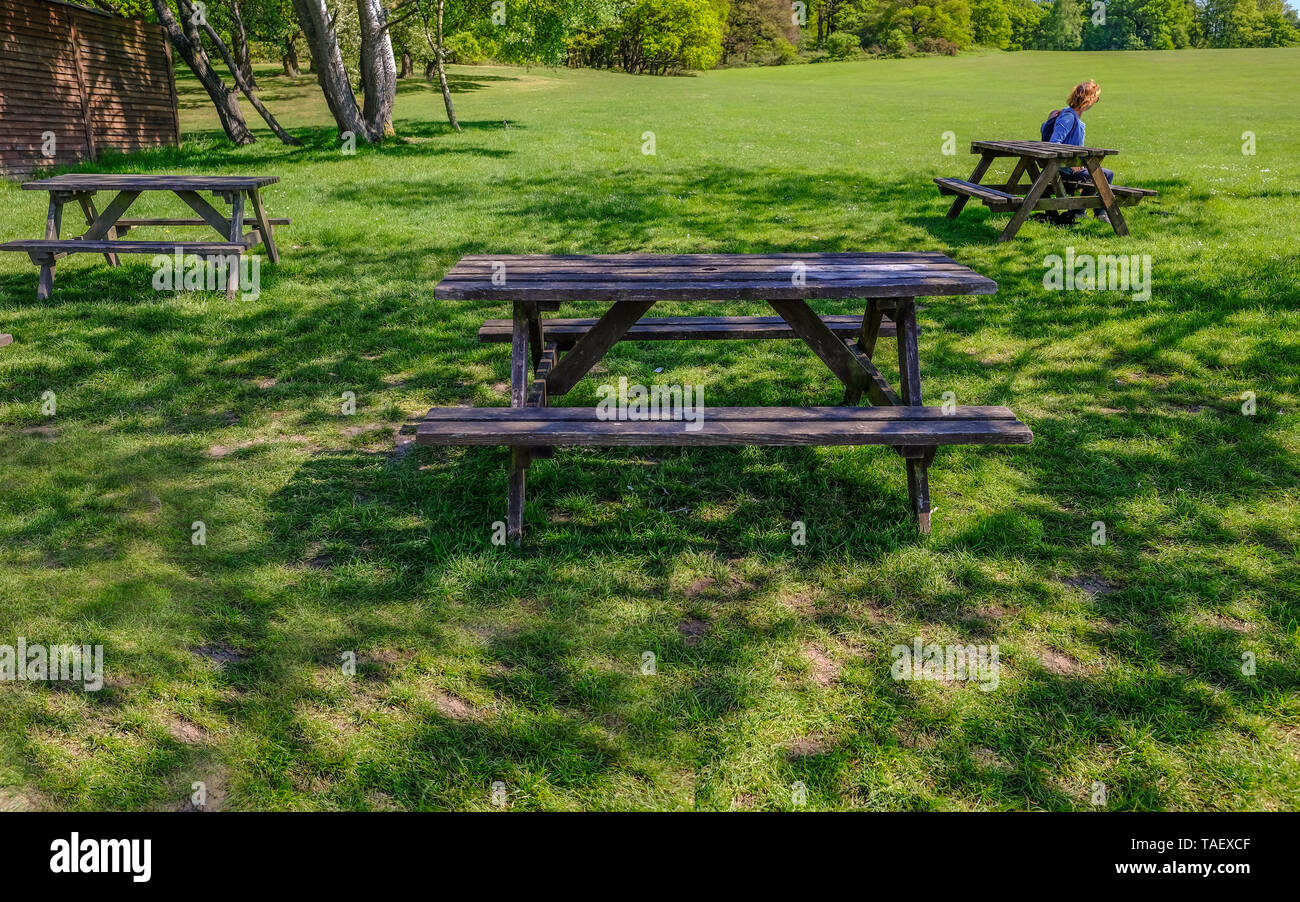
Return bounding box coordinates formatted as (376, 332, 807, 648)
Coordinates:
(1093, 168, 1116, 218)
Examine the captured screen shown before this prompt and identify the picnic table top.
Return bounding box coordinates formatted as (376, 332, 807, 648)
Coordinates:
(435, 252, 997, 302)
(21, 174, 280, 192)
(971, 140, 1119, 159)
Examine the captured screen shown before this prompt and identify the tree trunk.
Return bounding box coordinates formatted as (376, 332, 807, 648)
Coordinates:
(200, 19, 302, 144)
(151, 0, 255, 145)
(291, 0, 370, 141)
(229, 0, 257, 90)
(400, 49, 413, 78)
(283, 31, 301, 76)
(357, 0, 397, 139)
(427, 0, 460, 131)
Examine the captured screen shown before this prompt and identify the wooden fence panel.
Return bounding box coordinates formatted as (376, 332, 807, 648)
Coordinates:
(0, 0, 179, 176)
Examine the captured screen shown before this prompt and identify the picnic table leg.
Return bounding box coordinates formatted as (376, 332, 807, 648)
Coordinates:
(508, 300, 531, 544)
(999, 160, 1057, 243)
(36, 196, 63, 298)
(226, 194, 245, 301)
(947, 151, 993, 219)
(248, 188, 280, 264)
(894, 298, 932, 533)
(74, 193, 120, 267)
(35, 254, 55, 300)
(1084, 155, 1128, 237)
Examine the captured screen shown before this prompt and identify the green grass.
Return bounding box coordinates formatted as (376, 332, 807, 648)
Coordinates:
(2, 48, 1299, 811)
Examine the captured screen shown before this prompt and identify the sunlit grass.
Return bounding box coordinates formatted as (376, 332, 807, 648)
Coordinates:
(0, 49, 1297, 811)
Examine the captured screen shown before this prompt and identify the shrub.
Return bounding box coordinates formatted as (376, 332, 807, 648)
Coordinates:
(444, 32, 486, 65)
(885, 28, 911, 57)
(824, 31, 860, 59)
(919, 36, 960, 55)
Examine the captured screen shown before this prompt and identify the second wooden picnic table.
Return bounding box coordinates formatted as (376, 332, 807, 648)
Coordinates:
(0, 173, 287, 299)
(419, 252, 1032, 543)
(936, 140, 1157, 242)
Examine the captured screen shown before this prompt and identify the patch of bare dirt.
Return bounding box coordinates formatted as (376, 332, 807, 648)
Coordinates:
(686, 577, 715, 598)
(433, 691, 483, 721)
(168, 718, 206, 744)
(1210, 614, 1251, 634)
(191, 644, 248, 666)
(0, 787, 46, 811)
(678, 618, 711, 647)
(178, 769, 229, 812)
(786, 734, 830, 761)
(803, 642, 840, 687)
(208, 438, 263, 459)
(254, 377, 277, 389)
(1039, 648, 1081, 675)
(1062, 574, 1119, 595)
(20, 425, 58, 441)
(971, 746, 1013, 773)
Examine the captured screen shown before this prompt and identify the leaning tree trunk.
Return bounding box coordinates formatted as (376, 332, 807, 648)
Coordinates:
(229, 0, 258, 90)
(291, 0, 370, 141)
(357, 0, 396, 139)
(152, 0, 254, 144)
(200, 20, 301, 144)
(426, 0, 460, 132)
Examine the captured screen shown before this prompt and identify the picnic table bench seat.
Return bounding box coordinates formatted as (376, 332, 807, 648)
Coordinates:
(478, 312, 899, 348)
(418, 405, 1032, 447)
(933, 178, 1017, 204)
(0, 238, 247, 258)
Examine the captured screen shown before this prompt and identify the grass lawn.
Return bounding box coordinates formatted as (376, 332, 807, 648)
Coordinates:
(1, 48, 1298, 811)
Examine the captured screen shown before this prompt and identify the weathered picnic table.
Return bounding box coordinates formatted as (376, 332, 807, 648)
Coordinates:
(936, 140, 1156, 242)
(0, 174, 288, 299)
(418, 253, 1033, 543)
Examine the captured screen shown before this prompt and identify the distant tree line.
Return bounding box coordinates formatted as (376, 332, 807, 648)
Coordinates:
(393, 0, 1299, 69)
(72, 0, 1299, 147)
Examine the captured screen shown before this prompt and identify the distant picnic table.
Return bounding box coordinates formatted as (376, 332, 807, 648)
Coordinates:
(418, 252, 1033, 543)
(936, 140, 1157, 242)
(0, 174, 288, 299)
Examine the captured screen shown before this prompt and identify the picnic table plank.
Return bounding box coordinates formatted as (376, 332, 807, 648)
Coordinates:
(437, 253, 996, 301)
(417, 407, 1033, 447)
(22, 174, 279, 191)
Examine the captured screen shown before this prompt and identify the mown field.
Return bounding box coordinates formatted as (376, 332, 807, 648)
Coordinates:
(1, 48, 1298, 811)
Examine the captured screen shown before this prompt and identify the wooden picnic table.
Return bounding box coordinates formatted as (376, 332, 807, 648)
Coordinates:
(936, 140, 1157, 242)
(0, 173, 288, 299)
(419, 252, 1033, 543)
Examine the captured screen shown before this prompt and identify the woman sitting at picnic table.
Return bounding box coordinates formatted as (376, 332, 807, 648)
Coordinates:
(1048, 79, 1113, 224)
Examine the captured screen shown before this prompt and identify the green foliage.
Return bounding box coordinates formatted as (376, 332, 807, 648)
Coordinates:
(621, 0, 726, 72)
(444, 31, 489, 64)
(1039, 0, 1084, 49)
(825, 29, 864, 55)
(885, 25, 913, 52)
(723, 0, 803, 63)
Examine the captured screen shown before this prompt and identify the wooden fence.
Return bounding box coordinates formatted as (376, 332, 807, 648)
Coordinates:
(0, 0, 179, 176)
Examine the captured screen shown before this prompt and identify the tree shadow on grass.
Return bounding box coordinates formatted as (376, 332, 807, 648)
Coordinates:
(3, 159, 1298, 808)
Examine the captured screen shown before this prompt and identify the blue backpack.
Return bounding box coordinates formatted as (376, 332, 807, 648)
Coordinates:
(1041, 107, 1071, 141)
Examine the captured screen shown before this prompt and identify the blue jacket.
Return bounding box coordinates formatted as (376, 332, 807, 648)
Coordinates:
(1050, 107, 1086, 146)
